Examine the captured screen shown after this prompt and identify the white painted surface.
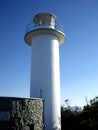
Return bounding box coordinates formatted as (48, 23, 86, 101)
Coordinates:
(30, 34, 61, 130)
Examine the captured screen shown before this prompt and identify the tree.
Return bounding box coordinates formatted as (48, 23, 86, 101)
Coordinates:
(61, 96, 98, 130)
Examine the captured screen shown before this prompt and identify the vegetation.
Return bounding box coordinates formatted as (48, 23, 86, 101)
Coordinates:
(61, 96, 98, 130)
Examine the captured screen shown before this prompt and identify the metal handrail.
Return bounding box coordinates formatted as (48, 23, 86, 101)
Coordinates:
(25, 22, 64, 33)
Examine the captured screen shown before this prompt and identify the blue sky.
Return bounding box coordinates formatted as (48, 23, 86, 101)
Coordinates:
(0, 0, 98, 107)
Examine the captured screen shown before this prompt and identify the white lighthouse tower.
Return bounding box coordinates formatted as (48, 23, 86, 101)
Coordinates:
(24, 13, 66, 130)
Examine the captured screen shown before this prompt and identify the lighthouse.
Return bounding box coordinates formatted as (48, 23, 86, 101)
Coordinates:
(24, 13, 66, 130)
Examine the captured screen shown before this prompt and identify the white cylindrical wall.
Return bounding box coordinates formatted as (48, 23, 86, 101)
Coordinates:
(30, 34, 61, 130)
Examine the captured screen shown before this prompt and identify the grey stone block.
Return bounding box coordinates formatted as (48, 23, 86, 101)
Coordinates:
(0, 97, 44, 130)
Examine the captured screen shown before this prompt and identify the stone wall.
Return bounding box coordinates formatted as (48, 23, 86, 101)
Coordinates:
(0, 97, 43, 130)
